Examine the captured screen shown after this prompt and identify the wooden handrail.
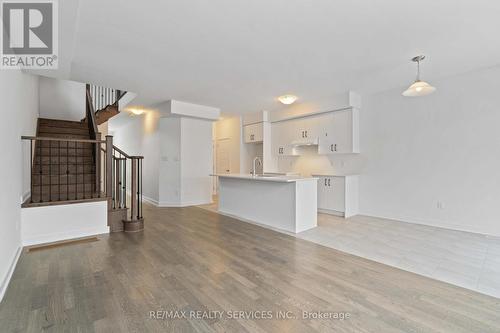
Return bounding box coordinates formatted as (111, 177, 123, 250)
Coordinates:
(85, 86, 99, 136)
(112, 145, 144, 159)
(21, 136, 105, 143)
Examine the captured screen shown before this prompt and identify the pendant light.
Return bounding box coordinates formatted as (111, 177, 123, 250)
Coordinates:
(402, 55, 436, 97)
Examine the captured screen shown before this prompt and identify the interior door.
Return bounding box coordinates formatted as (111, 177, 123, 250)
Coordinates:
(216, 139, 231, 174)
(215, 138, 231, 194)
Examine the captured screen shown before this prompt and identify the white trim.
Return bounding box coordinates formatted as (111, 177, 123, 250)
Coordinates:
(158, 200, 212, 207)
(142, 194, 159, 206)
(21, 190, 30, 204)
(318, 208, 344, 217)
(359, 210, 500, 238)
(0, 246, 22, 302)
(22, 228, 109, 247)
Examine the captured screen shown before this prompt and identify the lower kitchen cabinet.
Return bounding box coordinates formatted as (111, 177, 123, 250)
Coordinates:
(313, 174, 359, 218)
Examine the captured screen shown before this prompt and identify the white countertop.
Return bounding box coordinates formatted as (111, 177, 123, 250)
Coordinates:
(211, 173, 318, 183)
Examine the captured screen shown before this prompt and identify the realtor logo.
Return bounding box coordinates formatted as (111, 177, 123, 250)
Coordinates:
(1, 0, 58, 69)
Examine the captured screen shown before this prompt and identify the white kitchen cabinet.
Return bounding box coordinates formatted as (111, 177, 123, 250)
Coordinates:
(271, 121, 295, 156)
(270, 108, 359, 157)
(318, 108, 359, 154)
(243, 122, 263, 143)
(313, 174, 359, 218)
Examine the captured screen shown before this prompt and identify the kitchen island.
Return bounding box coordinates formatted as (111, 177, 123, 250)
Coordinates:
(213, 174, 318, 233)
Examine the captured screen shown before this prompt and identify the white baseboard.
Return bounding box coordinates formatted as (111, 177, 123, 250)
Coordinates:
(142, 194, 159, 206)
(318, 208, 344, 217)
(22, 227, 109, 247)
(0, 246, 22, 303)
(21, 190, 30, 204)
(359, 210, 500, 238)
(158, 200, 211, 207)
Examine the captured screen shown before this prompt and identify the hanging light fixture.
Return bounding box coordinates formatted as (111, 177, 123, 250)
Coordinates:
(402, 55, 436, 97)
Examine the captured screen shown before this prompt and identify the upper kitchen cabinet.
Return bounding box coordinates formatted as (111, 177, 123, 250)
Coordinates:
(243, 122, 263, 143)
(271, 120, 295, 156)
(318, 108, 359, 154)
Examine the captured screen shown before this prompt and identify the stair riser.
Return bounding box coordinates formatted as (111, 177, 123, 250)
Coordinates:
(30, 192, 102, 202)
(37, 147, 94, 156)
(31, 184, 96, 195)
(33, 156, 94, 164)
(36, 141, 94, 149)
(39, 118, 87, 128)
(33, 165, 95, 175)
(38, 126, 90, 135)
(32, 174, 96, 186)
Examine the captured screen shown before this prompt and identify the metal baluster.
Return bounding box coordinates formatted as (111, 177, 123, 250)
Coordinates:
(140, 158, 143, 219)
(58, 141, 61, 201)
(137, 159, 140, 219)
(66, 141, 69, 200)
(30, 140, 33, 203)
(123, 158, 127, 208)
(112, 152, 115, 209)
(39, 139, 42, 202)
(75, 141, 78, 200)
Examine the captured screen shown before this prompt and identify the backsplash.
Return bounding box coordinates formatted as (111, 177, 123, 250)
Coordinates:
(275, 145, 364, 176)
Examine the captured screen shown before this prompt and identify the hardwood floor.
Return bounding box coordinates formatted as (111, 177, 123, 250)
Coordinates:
(1, 204, 500, 332)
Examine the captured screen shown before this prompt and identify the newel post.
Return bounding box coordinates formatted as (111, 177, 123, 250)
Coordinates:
(105, 135, 113, 208)
(95, 132, 101, 195)
(130, 157, 138, 220)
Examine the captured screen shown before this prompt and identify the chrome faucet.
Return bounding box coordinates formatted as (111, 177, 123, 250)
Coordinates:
(252, 156, 262, 177)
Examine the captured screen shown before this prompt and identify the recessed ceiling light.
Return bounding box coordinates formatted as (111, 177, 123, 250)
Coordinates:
(278, 94, 298, 105)
(402, 55, 436, 97)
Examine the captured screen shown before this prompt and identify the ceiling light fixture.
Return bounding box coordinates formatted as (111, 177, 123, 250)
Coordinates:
(402, 55, 436, 97)
(278, 94, 298, 105)
(129, 108, 145, 115)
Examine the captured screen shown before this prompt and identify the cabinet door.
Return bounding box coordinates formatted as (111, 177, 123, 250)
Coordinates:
(329, 177, 345, 212)
(271, 122, 286, 156)
(317, 177, 329, 209)
(318, 109, 355, 154)
(244, 123, 263, 143)
(330, 110, 351, 153)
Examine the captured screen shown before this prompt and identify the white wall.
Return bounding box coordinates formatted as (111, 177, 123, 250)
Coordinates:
(111, 103, 214, 207)
(39, 77, 86, 121)
(272, 66, 500, 236)
(21, 200, 108, 246)
(359, 66, 500, 236)
(110, 111, 161, 204)
(159, 117, 181, 205)
(0, 71, 39, 301)
(180, 118, 213, 205)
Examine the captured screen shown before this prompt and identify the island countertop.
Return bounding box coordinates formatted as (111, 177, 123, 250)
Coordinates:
(211, 173, 318, 183)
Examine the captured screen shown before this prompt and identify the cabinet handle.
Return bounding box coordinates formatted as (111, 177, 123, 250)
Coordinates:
(250, 134, 254, 141)
(324, 179, 327, 186)
(301, 131, 304, 138)
(330, 144, 333, 152)
(334, 144, 337, 152)
(305, 131, 308, 138)
(328, 179, 331, 186)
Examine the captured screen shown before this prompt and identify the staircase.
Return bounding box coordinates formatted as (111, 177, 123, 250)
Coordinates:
(30, 119, 98, 203)
(22, 83, 144, 233)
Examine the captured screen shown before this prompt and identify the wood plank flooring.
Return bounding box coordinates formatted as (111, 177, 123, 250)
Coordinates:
(1, 204, 500, 332)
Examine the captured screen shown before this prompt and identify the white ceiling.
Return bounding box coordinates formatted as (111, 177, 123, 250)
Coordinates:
(46, 0, 500, 114)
